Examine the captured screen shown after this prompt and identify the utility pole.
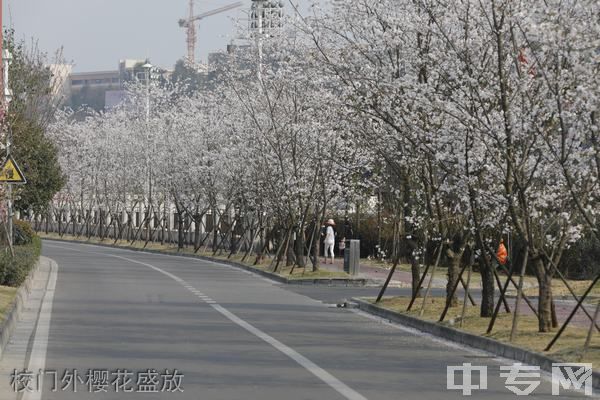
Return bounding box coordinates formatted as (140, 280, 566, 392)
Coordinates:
(5, 108, 11, 250)
(0, 0, 3, 250)
(250, 0, 284, 79)
(0, 0, 8, 252)
(143, 63, 153, 237)
(1, 1, 16, 251)
(1, 0, 3, 75)
(252, 0, 263, 79)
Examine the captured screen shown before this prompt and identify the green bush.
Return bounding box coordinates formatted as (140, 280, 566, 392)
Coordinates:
(348, 214, 395, 258)
(13, 220, 35, 245)
(0, 236, 42, 287)
(560, 234, 600, 280)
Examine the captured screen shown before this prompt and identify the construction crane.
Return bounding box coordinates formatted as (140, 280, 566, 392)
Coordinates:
(178, 0, 243, 65)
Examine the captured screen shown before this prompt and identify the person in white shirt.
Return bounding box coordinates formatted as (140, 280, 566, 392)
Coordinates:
(323, 219, 336, 264)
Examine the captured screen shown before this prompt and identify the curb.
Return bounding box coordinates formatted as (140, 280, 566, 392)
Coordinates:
(352, 298, 600, 390)
(0, 256, 48, 361)
(41, 237, 370, 287)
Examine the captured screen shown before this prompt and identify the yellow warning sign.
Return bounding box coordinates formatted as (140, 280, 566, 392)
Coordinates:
(0, 156, 26, 184)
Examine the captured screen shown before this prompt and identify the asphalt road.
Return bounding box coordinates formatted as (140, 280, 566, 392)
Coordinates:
(7, 240, 590, 399)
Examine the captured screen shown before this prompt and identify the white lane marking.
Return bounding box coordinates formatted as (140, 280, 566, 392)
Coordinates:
(108, 254, 368, 400)
(210, 302, 368, 400)
(111, 254, 368, 400)
(44, 242, 367, 400)
(23, 260, 58, 400)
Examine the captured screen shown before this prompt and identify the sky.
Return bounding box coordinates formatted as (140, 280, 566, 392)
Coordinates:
(3, 0, 311, 72)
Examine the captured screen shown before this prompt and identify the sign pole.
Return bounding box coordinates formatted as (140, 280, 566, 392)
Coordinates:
(0, 3, 11, 253)
(1, 0, 3, 88)
(2, 32, 16, 253)
(0, 153, 28, 255)
(6, 126, 11, 249)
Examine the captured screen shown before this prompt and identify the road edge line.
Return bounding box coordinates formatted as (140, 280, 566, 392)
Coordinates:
(22, 259, 58, 400)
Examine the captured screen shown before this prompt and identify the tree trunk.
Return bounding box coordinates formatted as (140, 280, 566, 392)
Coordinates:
(403, 174, 420, 299)
(57, 211, 63, 237)
(286, 229, 296, 267)
(177, 211, 184, 250)
(445, 247, 462, 308)
(479, 257, 495, 317)
(99, 210, 104, 240)
(212, 208, 218, 252)
(410, 256, 421, 299)
(194, 215, 201, 251)
(312, 225, 320, 272)
(355, 202, 360, 237)
(295, 227, 306, 268)
(408, 242, 421, 299)
(161, 204, 166, 246)
(534, 257, 554, 332)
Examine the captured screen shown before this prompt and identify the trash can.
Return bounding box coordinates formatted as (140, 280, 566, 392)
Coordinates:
(343, 239, 360, 276)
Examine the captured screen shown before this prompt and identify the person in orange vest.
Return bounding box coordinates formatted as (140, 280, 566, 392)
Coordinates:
(496, 238, 508, 270)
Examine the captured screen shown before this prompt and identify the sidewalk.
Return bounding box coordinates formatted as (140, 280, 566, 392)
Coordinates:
(0, 257, 53, 400)
(316, 257, 447, 288)
(319, 257, 596, 329)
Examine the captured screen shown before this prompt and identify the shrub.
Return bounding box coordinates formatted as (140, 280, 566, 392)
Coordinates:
(0, 236, 42, 287)
(348, 215, 395, 258)
(13, 219, 35, 245)
(560, 234, 600, 280)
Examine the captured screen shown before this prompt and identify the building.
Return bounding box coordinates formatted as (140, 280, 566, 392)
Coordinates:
(118, 59, 147, 83)
(104, 90, 127, 110)
(66, 59, 169, 111)
(70, 70, 120, 89)
(205, 44, 252, 84)
(68, 70, 120, 111)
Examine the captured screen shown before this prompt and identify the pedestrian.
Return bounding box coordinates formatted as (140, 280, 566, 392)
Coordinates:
(320, 224, 327, 238)
(344, 218, 353, 239)
(319, 223, 326, 252)
(323, 219, 336, 264)
(338, 236, 346, 257)
(495, 238, 508, 272)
